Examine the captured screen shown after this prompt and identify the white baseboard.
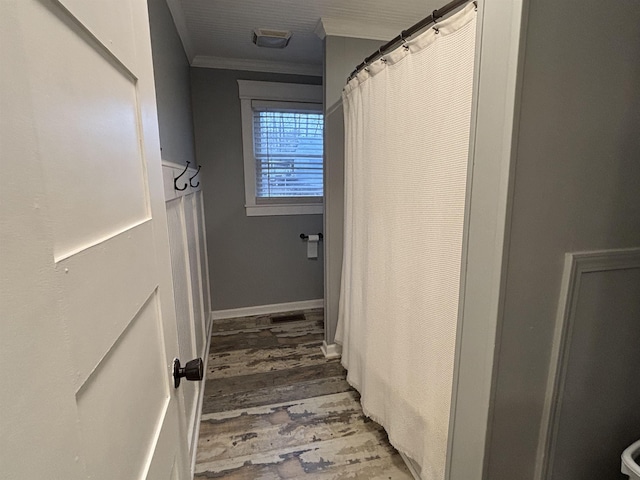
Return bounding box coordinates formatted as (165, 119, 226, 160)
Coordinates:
(190, 312, 214, 477)
(320, 341, 342, 359)
(211, 299, 324, 320)
(399, 452, 422, 480)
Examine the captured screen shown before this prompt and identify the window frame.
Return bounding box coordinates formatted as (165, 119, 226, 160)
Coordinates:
(238, 80, 324, 216)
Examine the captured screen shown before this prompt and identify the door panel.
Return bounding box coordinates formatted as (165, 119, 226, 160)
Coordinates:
(0, 0, 189, 477)
(146, 407, 184, 480)
(75, 292, 168, 480)
(30, 1, 149, 259)
(57, 0, 137, 68)
(58, 221, 157, 386)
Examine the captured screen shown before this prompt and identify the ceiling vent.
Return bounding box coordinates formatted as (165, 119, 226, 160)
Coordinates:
(252, 28, 292, 48)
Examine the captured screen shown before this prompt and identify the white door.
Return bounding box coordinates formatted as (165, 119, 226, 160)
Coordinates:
(0, 0, 191, 478)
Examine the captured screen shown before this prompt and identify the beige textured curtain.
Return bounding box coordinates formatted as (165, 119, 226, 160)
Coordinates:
(336, 4, 477, 480)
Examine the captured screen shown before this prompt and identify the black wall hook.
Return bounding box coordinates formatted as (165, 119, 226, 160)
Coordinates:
(174, 161, 190, 191)
(189, 165, 201, 188)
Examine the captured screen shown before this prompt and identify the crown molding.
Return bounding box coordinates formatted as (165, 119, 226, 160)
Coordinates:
(165, 0, 195, 62)
(190, 55, 322, 77)
(314, 17, 400, 41)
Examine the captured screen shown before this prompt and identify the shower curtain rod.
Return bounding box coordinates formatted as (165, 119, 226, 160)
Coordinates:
(347, 0, 474, 82)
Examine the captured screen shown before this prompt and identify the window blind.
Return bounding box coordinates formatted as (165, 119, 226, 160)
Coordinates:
(252, 101, 323, 201)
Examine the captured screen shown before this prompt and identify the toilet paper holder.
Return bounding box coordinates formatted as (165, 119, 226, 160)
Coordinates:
(300, 233, 323, 240)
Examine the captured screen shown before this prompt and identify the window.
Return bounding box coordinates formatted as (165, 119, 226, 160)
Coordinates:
(239, 80, 323, 216)
(253, 104, 323, 200)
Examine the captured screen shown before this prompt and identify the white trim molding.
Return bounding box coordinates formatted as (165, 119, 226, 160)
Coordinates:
(190, 311, 214, 477)
(534, 247, 640, 480)
(314, 17, 401, 42)
(245, 204, 323, 216)
(320, 341, 342, 359)
(237, 80, 322, 103)
(191, 55, 322, 77)
(211, 299, 324, 320)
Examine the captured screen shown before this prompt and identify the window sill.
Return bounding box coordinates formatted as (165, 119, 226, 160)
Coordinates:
(245, 203, 323, 216)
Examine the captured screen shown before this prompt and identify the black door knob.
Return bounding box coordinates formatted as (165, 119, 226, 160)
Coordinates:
(173, 358, 204, 388)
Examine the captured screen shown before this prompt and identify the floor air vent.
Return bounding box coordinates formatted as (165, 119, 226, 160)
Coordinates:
(271, 313, 306, 323)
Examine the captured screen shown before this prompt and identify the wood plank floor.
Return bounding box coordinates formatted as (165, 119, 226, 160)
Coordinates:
(195, 309, 413, 479)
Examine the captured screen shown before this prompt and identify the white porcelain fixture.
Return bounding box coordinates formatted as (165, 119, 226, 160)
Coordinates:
(622, 439, 640, 480)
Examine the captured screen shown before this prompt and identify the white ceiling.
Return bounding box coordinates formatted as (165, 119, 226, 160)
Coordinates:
(167, 0, 442, 76)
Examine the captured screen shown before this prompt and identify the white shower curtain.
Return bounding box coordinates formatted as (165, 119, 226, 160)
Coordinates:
(336, 4, 477, 480)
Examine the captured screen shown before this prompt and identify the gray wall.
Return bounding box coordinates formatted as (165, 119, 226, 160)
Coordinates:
(190, 68, 324, 311)
(323, 36, 384, 344)
(147, 0, 195, 167)
(324, 36, 385, 111)
(486, 1, 640, 478)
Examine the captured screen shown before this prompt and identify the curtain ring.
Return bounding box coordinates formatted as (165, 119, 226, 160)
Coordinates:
(378, 47, 387, 63)
(402, 41, 409, 50)
(400, 31, 409, 50)
(432, 9, 440, 34)
(473, 0, 478, 11)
